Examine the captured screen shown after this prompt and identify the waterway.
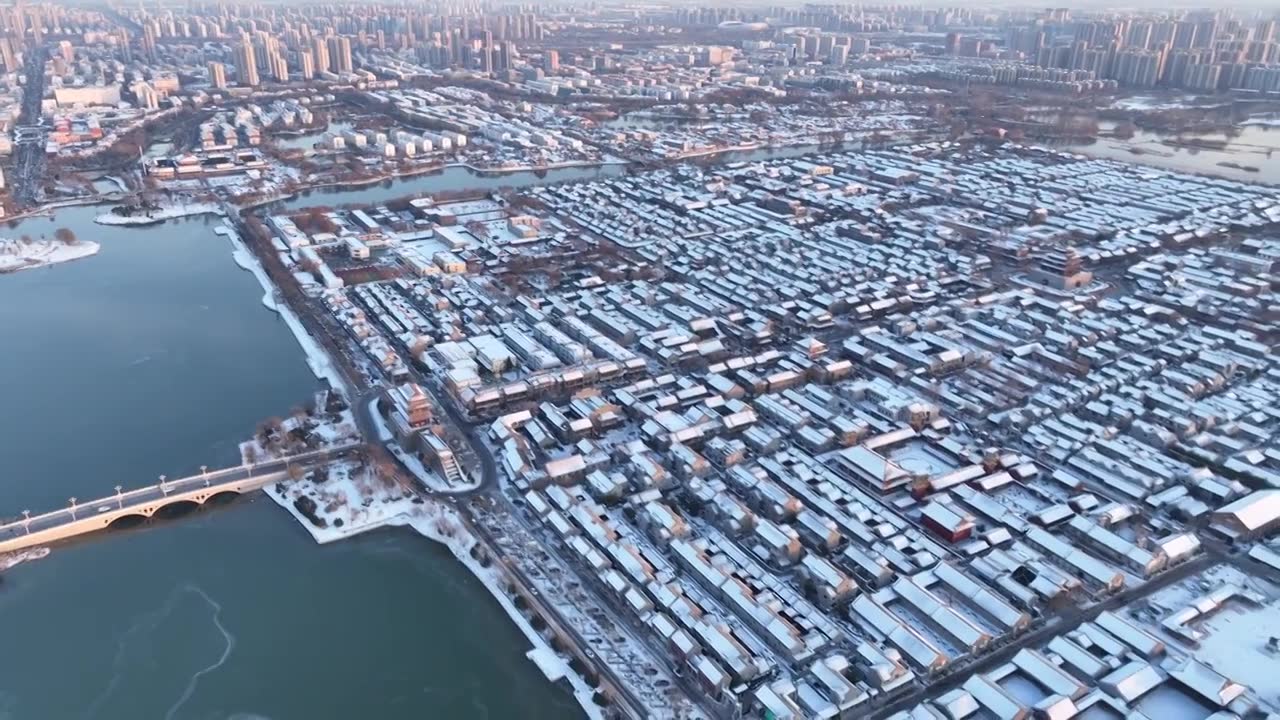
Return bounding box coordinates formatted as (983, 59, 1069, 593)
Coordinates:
(274, 161, 629, 212)
(0, 205, 581, 719)
(275, 121, 356, 151)
(1060, 123, 1280, 185)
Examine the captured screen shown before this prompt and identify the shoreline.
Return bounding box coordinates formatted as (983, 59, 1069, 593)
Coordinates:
(0, 239, 101, 274)
(230, 208, 601, 715)
(95, 202, 223, 227)
(261, 475, 605, 719)
(218, 224, 353, 398)
(242, 158, 631, 209)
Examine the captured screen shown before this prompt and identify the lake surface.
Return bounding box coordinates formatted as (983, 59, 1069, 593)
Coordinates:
(274, 121, 356, 151)
(0, 205, 580, 719)
(1062, 123, 1280, 185)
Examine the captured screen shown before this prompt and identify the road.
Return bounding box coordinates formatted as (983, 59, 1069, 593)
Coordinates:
(11, 45, 48, 208)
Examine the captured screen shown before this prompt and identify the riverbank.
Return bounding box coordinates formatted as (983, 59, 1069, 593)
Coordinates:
(218, 224, 353, 398)
(244, 158, 633, 211)
(262, 474, 605, 720)
(0, 239, 100, 273)
(0, 201, 581, 720)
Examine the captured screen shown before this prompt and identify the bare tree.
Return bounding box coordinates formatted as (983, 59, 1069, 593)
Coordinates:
(54, 227, 78, 244)
(376, 461, 399, 489)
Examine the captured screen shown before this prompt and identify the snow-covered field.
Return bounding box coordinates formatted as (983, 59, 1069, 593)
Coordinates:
(0, 239, 99, 273)
(262, 460, 417, 543)
(94, 202, 222, 226)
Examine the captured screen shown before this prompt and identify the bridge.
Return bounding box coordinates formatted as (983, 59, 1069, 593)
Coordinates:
(0, 443, 363, 555)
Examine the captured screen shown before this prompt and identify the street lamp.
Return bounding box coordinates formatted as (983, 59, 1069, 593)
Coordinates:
(21, 510, 30, 533)
(114, 485, 123, 509)
(201, 465, 210, 487)
(68, 497, 78, 520)
(159, 474, 168, 496)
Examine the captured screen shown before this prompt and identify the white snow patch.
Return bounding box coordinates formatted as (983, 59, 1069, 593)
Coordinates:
(0, 546, 51, 570)
(1110, 95, 1205, 111)
(0, 239, 99, 273)
(526, 646, 570, 682)
(239, 408, 359, 465)
(94, 202, 222, 226)
(262, 460, 417, 543)
(1185, 589, 1280, 701)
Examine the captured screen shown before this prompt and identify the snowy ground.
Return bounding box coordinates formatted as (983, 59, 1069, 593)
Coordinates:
(1140, 564, 1280, 704)
(239, 407, 360, 464)
(1193, 595, 1280, 703)
(220, 224, 353, 398)
(0, 239, 99, 273)
(1110, 95, 1207, 111)
(262, 460, 418, 542)
(94, 202, 222, 226)
(262, 469, 604, 719)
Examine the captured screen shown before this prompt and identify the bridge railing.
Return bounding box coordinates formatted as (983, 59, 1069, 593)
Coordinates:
(0, 443, 363, 533)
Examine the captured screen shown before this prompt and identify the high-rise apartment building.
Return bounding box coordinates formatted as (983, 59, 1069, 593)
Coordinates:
(311, 35, 330, 73)
(327, 35, 352, 73)
(299, 49, 315, 80)
(207, 60, 227, 89)
(234, 39, 259, 87)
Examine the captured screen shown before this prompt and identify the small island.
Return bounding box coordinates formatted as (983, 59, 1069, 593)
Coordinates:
(0, 229, 99, 274)
(94, 199, 221, 226)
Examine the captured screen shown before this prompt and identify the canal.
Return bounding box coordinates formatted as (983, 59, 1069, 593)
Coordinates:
(0, 205, 581, 719)
(272, 161, 629, 212)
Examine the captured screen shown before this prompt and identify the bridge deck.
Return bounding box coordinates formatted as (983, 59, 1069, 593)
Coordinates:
(0, 444, 362, 555)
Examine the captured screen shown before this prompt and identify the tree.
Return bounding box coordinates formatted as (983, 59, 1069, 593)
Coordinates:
(54, 227, 77, 244)
(376, 461, 399, 489)
(286, 464, 305, 482)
